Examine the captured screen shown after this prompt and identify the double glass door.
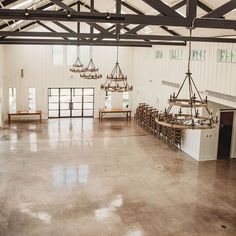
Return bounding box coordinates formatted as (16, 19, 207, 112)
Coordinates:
(48, 88, 94, 118)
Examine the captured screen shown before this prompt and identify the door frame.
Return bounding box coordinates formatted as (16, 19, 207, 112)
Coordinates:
(48, 87, 95, 119)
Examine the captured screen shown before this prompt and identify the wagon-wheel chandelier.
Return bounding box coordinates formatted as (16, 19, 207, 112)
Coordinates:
(70, 48, 84, 73)
(156, 29, 218, 130)
(80, 45, 102, 80)
(100, 35, 133, 92)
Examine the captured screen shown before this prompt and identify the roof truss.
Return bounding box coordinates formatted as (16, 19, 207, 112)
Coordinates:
(0, 0, 235, 46)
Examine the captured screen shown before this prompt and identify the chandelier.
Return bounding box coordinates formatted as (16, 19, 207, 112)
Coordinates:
(156, 29, 218, 130)
(80, 45, 102, 80)
(100, 35, 133, 92)
(70, 47, 84, 73)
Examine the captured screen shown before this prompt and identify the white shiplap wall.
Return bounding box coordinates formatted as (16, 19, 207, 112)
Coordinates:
(3, 44, 133, 119)
(131, 42, 236, 161)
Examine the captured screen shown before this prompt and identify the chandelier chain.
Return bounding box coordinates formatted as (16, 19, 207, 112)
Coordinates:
(187, 28, 192, 73)
(116, 32, 119, 64)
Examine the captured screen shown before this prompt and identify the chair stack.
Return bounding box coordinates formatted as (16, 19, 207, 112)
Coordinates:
(134, 103, 148, 126)
(134, 103, 183, 148)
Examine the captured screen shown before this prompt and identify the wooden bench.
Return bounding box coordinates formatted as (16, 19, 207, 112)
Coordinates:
(99, 109, 132, 120)
(8, 110, 42, 124)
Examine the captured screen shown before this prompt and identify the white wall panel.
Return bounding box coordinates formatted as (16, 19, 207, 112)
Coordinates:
(131, 42, 236, 160)
(3, 45, 133, 119)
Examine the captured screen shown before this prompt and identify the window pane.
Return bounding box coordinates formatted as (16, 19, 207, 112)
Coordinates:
(122, 92, 129, 108)
(49, 89, 59, 96)
(232, 50, 236, 63)
(83, 110, 93, 117)
(52, 45, 63, 65)
(9, 88, 16, 112)
(67, 46, 77, 66)
(170, 50, 182, 60)
(73, 103, 82, 109)
(105, 91, 111, 109)
(72, 110, 82, 116)
(84, 103, 93, 109)
(49, 110, 59, 118)
(49, 103, 59, 110)
(29, 88, 36, 110)
(60, 110, 70, 117)
(84, 88, 94, 95)
(84, 96, 93, 103)
(155, 50, 163, 59)
(73, 88, 82, 96)
(80, 46, 90, 65)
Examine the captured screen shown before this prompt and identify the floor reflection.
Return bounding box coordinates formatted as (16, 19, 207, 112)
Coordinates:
(94, 195, 123, 220)
(125, 229, 143, 236)
(52, 165, 89, 189)
(29, 132, 37, 152)
(21, 208, 51, 224)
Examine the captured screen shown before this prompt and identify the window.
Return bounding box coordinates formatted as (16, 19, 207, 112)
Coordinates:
(169, 50, 182, 60)
(28, 88, 36, 110)
(105, 91, 111, 109)
(192, 50, 206, 61)
(9, 88, 16, 112)
(218, 49, 236, 63)
(52, 45, 63, 65)
(155, 50, 163, 59)
(122, 92, 129, 108)
(66, 46, 77, 66)
(80, 46, 90, 65)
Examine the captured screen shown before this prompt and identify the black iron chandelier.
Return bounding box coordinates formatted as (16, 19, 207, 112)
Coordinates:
(100, 35, 133, 92)
(156, 29, 218, 130)
(70, 51, 84, 73)
(80, 45, 102, 80)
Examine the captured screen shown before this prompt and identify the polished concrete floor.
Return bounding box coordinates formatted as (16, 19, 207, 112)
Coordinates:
(0, 118, 235, 236)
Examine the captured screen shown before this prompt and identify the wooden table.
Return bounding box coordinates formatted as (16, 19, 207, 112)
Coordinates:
(8, 110, 42, 124)
(99, 109, 132, 120)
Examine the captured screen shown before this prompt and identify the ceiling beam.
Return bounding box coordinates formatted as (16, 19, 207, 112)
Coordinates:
(53, 21, 77, 37)
(50, 0, 73, 12)
(50, 0, 111, 35)
(1, 31, 236, 43)
(197, 0, 213, 13)
(37, 21, 68, 40)
(0, 38, 184, 47)
(121, 1, 180, 36)
(142, 0, 184, 17)
(116, 0, 121, 35)
(124, 0, 186, 34)
(0, 0, 19, 8)
(203, 0, 236, 18)
(0, 9, 235, 29)
(186, 0, 197, 27)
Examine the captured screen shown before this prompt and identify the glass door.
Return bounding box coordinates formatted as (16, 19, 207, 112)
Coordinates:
(48, 88, 94, 118)
(48, 88, 60, 118)
(83, 88, 94, 117)
(59, 88, 71, 117)
(71, 88, 82, 117)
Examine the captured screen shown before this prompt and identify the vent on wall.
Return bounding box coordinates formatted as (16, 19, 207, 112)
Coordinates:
(162, 80, 180, 88)
(205, 90, 236, 102)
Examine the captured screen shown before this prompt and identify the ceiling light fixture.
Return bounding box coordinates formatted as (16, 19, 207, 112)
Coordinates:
(80, 45, 102, 79)
(106, 12, 111, 19)
(156, 28, 218, 130)
(70, 47, 84, 73)
(24, 9, 29, 16)
(66, 10, 72, 18)
(100, 33, 133, 92)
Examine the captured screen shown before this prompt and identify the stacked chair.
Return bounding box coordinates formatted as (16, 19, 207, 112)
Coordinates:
(135, 103, 183, 148)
